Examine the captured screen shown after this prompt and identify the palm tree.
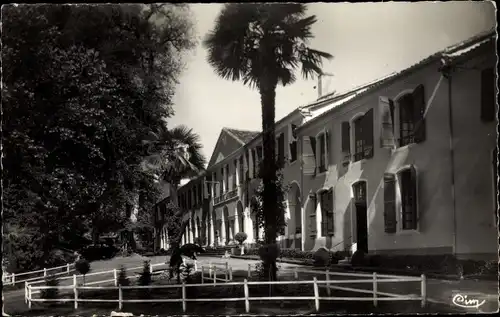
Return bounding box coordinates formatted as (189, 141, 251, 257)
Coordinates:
(141, 124, 206, 249)
(204, 3, 332, 281)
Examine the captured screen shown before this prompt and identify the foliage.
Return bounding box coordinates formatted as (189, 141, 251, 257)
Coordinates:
(252, 163, 290, 241)
(313, 248, 331, 267)
(234, 232, 248, 245)
(138, 260, 152, 298)
(40, 274, 60, 300)
(75, 259, 91, 275)
(117, 265, 130, 286)
(2, 4, 196, 272)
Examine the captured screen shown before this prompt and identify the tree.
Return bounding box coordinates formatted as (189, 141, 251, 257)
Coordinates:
(204, 4, 331, 281)
(2, 4, 195, 271)
(141, 125, 206, 249)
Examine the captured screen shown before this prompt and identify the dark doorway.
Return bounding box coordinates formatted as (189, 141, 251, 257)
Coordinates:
(353, 181, 368, 253)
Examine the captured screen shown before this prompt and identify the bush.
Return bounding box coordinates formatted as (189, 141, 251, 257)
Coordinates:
(75, 258, 91, 284)
(351, 250, 367, 267)
(138, 260, 152, 298)
(234, 232, 248, 245)
(40, 274, 59, 300)
(313, 248, 330, 267)
(117, 265, 129, 286)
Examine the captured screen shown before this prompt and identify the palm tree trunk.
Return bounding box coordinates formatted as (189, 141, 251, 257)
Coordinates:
(259, 75, 279, 282)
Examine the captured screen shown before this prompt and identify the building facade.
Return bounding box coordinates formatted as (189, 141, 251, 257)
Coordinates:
(156, 30, 497, 260)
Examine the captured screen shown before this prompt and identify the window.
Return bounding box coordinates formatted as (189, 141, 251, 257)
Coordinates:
(341, 121, 351, 165)
(239, 156, 244, 184)
(303, 136, 317, 176)
(399, 167, 417, 230)
(481, 68, 495, 122)
(353, 109, 374, 162)
(320, 189, 334, 236)
(396, 85, 426, 146)
(309, 193, 317, 236)
(219, 169, 224, 196)
(233, 159, 238, 189)
(277, 133, 285, 166)
(316, 131, 329, 173)
(252, 149, 257, 178)
(290, 124, 298, 162)
(225, 165, 229, 192)
(399, 94, 415, 146)
(353, 181, 367, 205)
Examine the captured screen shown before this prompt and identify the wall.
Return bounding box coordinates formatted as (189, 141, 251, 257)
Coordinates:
(450, 47, 497, 260)
(300, 60, 457, 255)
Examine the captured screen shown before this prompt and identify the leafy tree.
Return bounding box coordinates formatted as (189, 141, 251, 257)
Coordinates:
(204, 3, 331, 281)
(75, 258, 91, 285)
(142, 125, 206, 250)
(138, 260, 152, 298)
(2, 4, 195, 272)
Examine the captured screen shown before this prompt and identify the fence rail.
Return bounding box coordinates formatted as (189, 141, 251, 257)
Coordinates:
(26, 264, 427, 313)
(3, 263, 75, 286)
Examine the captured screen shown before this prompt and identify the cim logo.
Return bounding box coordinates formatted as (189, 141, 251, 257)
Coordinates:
(452, 294, 487, 309)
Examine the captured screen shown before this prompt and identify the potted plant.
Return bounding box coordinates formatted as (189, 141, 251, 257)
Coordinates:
(234, 232, 248, 255)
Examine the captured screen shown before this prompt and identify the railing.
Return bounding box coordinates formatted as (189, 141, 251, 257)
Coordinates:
(213, 189, 238, 205)
(201, 261, 232, 284)
(3, 263, 75, 286)
(26, 273, 427, 313)
(23, 260, 200, 303)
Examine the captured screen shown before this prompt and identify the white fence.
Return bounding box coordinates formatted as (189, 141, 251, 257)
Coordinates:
(25, 263, 427, 313)
(201, 261, 232, 284)
(3, 263, 75, 286)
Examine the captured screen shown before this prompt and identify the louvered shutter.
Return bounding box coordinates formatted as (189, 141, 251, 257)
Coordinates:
(481, 68, 495, 122)
(364, 108, 374, 158)
(325, 129, 330, 167)
(341, 121, 351, 164)
(384, 174, 397, 233)
(327, 188, 334, 235)
(413, 84, 426, 143)
(410, 165, 418, 229)
(379, 97, 396, 148)
(302, 136, 316, 175)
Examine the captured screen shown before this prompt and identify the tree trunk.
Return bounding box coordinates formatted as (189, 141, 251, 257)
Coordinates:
(259, 75, 279, 282)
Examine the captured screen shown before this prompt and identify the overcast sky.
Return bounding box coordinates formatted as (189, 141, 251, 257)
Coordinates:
(168, 2, 496, 165)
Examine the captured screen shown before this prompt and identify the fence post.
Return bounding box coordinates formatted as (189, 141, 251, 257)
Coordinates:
(244, 279, 250, 313)
(421, 274, 427, 308)
(118, 285, 123, 311)
(73, 274, 78, 310)
(201, 266, 205, 284)
(28, 285, 32, 309)
(12, 273, 15, 286)
(225, 262, 228, 274)
(248, 264, 251, 278)
(182, 282, 186, 312)
(44, 268, 47, 277)
(325, 270, 331, 296)
(229, 267, 233, 281)
(194, 260, 198, 272)
(224, 266, 228, 282)
(313, 277, 319, 312)
(372, 272, 378, 307)
(213, 266, 216, 285)
(294, 267, 298, 279)
(114, 269, 118, 287)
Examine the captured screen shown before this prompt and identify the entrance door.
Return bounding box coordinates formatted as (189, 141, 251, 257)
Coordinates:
(353, 181, 368, 253)
(355, 203, 368, 253)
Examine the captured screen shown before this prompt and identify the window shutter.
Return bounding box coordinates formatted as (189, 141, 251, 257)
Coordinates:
(481, 68, 495, 122)
(325, 129, 330, 167)
(384, 173, 397, 233)
(379, 97, 396, 148)
(364, 108, 374, 158)
(413, 84, 426, 143)
(327, 188, 334, 234)
(410, 165, 418, 228)
(302, 136, 317, 175)
(341, 122, 350, 153)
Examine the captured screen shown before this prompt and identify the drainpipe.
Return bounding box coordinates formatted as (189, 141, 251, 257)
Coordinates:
(442, 63, 457, 257)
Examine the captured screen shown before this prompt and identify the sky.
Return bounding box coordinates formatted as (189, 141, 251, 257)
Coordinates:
(168, 2, 496, 166)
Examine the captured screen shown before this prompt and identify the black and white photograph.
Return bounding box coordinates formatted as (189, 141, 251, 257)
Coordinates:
(2, 2, 498, 316)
